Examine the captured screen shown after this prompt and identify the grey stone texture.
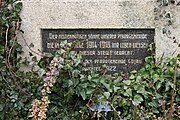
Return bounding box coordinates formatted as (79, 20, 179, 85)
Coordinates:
(18, 0, 180, 58)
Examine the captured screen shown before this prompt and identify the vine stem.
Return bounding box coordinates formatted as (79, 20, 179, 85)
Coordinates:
(110, 104, 121, 119)
(8, 28, 16, 69)
(19, 32, 44, 57)
(4, 24, 29, 95)
(5, 26, 10, 68)
(167, 56, 177, 120)
(8, 20, 19, 68)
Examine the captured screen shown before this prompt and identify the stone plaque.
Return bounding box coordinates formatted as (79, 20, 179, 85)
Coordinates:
(42, 29, 155, 74)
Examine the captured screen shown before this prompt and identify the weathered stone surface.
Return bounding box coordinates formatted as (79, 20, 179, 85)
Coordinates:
(18, 0, 179, 59)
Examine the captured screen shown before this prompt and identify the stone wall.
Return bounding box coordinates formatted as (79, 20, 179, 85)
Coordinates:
(18, 0, 180, 58)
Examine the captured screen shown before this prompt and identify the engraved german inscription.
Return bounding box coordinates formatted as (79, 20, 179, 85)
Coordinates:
(42, 29, 155, 74)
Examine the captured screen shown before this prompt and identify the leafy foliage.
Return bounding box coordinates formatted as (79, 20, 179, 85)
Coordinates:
(28, 41, 180, 120)
(0, 1, 41, 119)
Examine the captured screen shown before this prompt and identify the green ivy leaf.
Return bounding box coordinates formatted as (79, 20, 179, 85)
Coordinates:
(169, 67, 174, 73)
(136, 76, 142, 81)
(137, 86, 145, 94)
(156, 81, 161, 90)
(104, 92, 110, 99)
(124, 88, 132, 97)
(123, 80, 131, 85)
(133, 85, 139, 90)
(123, 86, 128, 90)
(152, 108, 159, 114)
(129, 75, 135, 80)
(59, 49, 66, 54)
(102, 82, 112, 92)
(148, 101, 158, 108)
(45, 53, 54, 58)
(131, 70, 137, 74)
(165, 81, 172, 91)
(86, 88, 94, 94)
(81, 83, 88, 88)
(133, 94, 143, 105)
(88, 75, 92, 80)
(113, 86, 120, 92)
(63, 116, 70, 120)
(38, 68, 45, 77)
(121, 98, 127, 106)
(89, 82, 96, 88)
(16, 46, 22, 52)
(68, 80, 73, 87)
(0, 104, 3, 111)
(0, 45, 4, 55)
(177, 54, 180, 58)
(80, 89, 86, 100)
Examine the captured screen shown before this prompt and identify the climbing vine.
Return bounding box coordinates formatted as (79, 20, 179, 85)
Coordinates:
(0, 1, 42, 119)
(28, 42, 180, 120)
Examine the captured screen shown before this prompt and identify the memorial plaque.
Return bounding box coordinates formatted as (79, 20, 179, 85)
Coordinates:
(42, 29, 155, 74)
